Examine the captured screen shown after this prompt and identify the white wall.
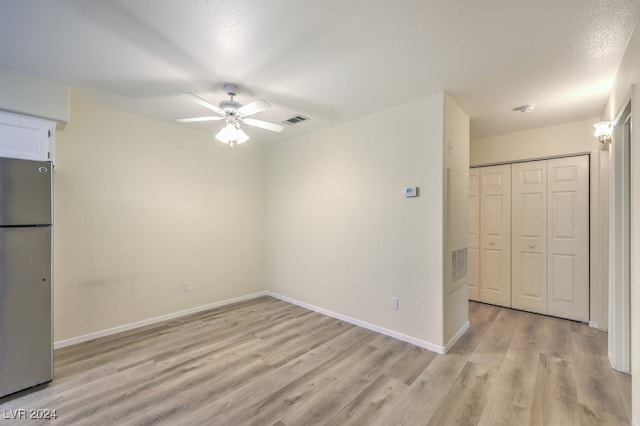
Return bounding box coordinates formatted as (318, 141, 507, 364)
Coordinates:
(470, 119, 606, 329)
(601, 14, 640, 425)
(266, 93, 463, 350)
(53, 99, 266, 342)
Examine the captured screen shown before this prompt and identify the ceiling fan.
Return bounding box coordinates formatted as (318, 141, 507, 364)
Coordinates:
(177, 83, 284, 146)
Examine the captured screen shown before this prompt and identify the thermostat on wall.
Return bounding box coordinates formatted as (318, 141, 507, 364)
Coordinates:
(403, 187, 418, 197)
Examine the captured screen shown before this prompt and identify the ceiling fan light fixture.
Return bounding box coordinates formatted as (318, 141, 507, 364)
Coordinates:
(180, 84, 282, 145)
(215, 120, 249, 146)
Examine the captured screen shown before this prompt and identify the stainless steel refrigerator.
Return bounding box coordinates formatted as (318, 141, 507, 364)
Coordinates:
(0, 157, 53, 398)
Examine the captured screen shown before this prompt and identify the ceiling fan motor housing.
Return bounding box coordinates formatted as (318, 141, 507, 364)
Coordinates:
(219, 99, 242, 114)
(223, 83, 239, 97)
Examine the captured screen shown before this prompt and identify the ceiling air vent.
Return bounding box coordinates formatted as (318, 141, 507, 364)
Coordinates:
(282, 115, 309, 125)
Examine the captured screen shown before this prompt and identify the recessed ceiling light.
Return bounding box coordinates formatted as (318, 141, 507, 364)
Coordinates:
(512, 104, 536, 113)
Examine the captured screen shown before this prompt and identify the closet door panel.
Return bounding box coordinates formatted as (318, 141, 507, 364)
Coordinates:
(468, 168, 480, 301)
(550, 254, 578, 301)
(520, 252, 545, 295)
(479, 165, 511, 307)
(547, 156, 589, 321)
(512, 161, 547, 314)
(481, 248, 507, 293)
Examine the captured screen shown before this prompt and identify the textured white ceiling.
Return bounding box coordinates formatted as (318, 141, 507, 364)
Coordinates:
(0, 0, 638, 142)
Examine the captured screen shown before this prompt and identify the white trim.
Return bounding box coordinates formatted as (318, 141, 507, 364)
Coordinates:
(589, 320, 599, 329)
(609, 101, 632, 373)
(268, 291, 448, 354)
(631, 83, 640, 419)
(471, 151, 592, 168)
(53, 291, 268, 349)
(445, 320, 470, 352)
(54, 291, 472, 355)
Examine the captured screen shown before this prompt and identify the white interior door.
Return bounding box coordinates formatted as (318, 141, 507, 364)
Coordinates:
(468, 168, 480, 301)
(512, 160, 547, 314)
(479, 164, 511, 307)
(547, 156, 589, 321)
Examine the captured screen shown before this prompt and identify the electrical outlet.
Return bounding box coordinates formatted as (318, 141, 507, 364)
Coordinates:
(182, 281, 190, 292)
(391, 296, 398, 310)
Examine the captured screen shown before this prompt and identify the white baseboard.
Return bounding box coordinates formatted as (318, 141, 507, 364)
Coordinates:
(54, 291, 268, 349)
(55, 291, 472, 356)
(268, 291, 448, 354)
(589, 320, 599, 329)
(445, 320, 470, 352)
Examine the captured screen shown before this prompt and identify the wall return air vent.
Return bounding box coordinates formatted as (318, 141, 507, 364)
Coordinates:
(282, 115, 309, 125)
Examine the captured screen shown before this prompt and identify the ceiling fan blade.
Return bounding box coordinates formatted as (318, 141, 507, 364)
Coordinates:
(237, 99, 271, 116)
(242, 117, 284, 132)
(176, 116, 224, 123)
(183, 92, 225, 115)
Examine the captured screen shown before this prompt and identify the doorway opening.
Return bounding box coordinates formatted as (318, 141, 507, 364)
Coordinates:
(609, 101, 632, 372)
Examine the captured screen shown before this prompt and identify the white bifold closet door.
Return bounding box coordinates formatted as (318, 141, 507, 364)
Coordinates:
(468, 168, 480, 301)
(479, 164, 511, 307)
(511, 156, 589, 321)
(546, 156, 589, 321)
(512, 160, 547, 314)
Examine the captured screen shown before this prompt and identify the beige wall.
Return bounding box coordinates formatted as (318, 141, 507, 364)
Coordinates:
(266, 93, 465, 350)
(55, 93, 470, 351)
(471, 119, 599, 166)
(470, 119, 607, 330)
(53, 99, 266, 342)
(601, 14, 640, 425)
(443, 94, 470, 344)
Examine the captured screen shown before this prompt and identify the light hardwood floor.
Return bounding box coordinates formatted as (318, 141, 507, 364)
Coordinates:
(0, 297, 631, 425)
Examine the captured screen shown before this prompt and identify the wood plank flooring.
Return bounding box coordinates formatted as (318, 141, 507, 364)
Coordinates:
(0, 297, 631, 425)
